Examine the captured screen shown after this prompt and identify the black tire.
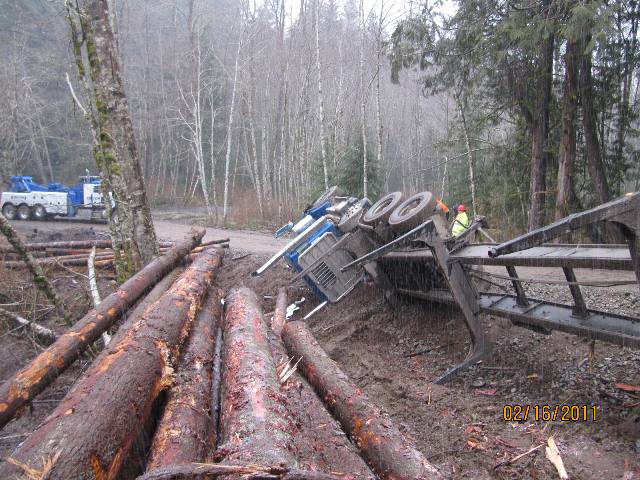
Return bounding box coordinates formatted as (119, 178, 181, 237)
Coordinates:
(2, 203, 17, 220)
(32, 204, 47, 221)
(17, 204, 32, 220)
(388, 191, 437, 233)
(362, 191, 404, 226)
(311, 186, 343, 209)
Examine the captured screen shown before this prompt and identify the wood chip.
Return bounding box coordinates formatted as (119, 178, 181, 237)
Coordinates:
(545, 436, 569, 479)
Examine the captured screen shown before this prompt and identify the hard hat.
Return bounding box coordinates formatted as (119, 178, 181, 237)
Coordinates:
(458, 204, 466, 212)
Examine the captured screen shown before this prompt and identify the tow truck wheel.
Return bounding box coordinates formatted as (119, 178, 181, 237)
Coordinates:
(17, 205, 32, 221)
(388, 191, 437, 233)
(362, 191, 404, 226)
(32, 204, 47, 221)
(2, 203, 17, 220)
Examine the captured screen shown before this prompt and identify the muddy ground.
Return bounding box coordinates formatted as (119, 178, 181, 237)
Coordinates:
(0, 225, 638, 479)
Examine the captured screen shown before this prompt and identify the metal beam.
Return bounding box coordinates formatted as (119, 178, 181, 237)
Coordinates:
(397, 289, 640, 349)
(381, 244, 634, 270)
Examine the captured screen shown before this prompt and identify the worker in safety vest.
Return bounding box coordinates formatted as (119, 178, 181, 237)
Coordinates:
(451, 204, 470, 236)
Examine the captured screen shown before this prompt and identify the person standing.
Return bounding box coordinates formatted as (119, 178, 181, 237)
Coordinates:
(451, 204, 470, 236)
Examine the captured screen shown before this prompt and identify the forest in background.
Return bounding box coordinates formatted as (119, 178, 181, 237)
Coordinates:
(0, 0, 639, 235)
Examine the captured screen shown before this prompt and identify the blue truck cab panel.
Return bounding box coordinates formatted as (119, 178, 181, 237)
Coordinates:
(283, 217, 341, 302)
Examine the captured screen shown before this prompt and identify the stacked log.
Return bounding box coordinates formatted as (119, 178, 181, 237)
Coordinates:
(0, 229, 205, 429)
(0, 239, 175, 253)
(267, 290, 376, 479)
(282, 320, 445, 480)
(0, 248, 224, 480)
(1, 240, 229, 269)
(218, 287, 298, 468)
(147, 287, 224, 469)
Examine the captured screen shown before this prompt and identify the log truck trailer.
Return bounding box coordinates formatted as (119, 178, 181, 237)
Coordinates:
(0, 175, 107, 221)
(254, 187, 640, 383)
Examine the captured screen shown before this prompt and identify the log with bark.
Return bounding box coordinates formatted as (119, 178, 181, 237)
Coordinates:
(0, 229, 204, 430)
(137, 463, 349, 480)
(281, 321, 445, 480)
(218, 287, 297, 468)
(0, 239, 175, 253)
(267, 291, 376, 479)
(0, 248, 224, 480)
(147, 287, 224, 470)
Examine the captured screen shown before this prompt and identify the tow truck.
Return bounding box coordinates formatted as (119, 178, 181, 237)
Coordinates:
(254, 187, 640, 383)
(0, 175, 106, 221)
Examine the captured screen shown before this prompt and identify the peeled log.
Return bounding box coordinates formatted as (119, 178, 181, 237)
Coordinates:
(0, 248, 223, 480)
(147, 287, 224, 470)
(0, 229, 204, 430)
(282, 321, 445, 480)
(219, 287, 297, 468)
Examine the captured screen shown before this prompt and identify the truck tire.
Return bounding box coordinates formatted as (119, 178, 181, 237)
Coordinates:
(311, 186, 343, 209)
(388, 191, 436, 233)
(362, 192, 404, 226)
(32, 204, 47, 221)
(17, 204, 32, 221)
(2, 203, 17, 220)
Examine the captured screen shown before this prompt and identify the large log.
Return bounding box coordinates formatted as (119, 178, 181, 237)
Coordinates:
(267, 292, 375, 479)
(0, 239, 174, 253)
(282, 321, 445, 480)
(147, 287, 223, 470)
(219, 287, 297, 468)
(0, 248, 223, 480)
(0, 229, 204, 430)
(136, 463, 348, 480)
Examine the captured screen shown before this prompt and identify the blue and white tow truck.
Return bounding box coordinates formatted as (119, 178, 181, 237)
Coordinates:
(0, 175, 106, 221)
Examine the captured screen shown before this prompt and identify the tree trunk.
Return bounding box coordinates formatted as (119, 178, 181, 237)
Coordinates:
(0, 230, 204, 430)
(360, 0, 369, 197)
(223, 36, 241, 222)
(73, 0, 158, 279)
(579, 36, 611, 205)
(0, 249, 223, 480)
(315, 0, 329, 190)
(0, 212, 69, 322)
(555, 39, 579, 221)
(455, 93, 477, 215)
(528, 28, 554, 231)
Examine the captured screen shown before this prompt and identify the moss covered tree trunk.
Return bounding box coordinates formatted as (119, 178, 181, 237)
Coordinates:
(67, 0, 157, 281)
(0, 212, 69, 323)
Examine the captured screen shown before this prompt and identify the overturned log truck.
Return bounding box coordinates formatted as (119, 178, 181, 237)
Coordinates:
(254, 188, 640, 383)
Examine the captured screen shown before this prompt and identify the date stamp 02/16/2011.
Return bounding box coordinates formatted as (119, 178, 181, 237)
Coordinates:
(502, 404, 598, 422)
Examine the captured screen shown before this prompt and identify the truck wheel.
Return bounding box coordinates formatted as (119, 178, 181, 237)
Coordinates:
(2, 203, 17, 220)
(17, 205, 32, 221)
(362, 192, 404, 226)
(32, 204, 47, 221)
(388, 191, 437, 233)
(311, 186, 343, 209)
